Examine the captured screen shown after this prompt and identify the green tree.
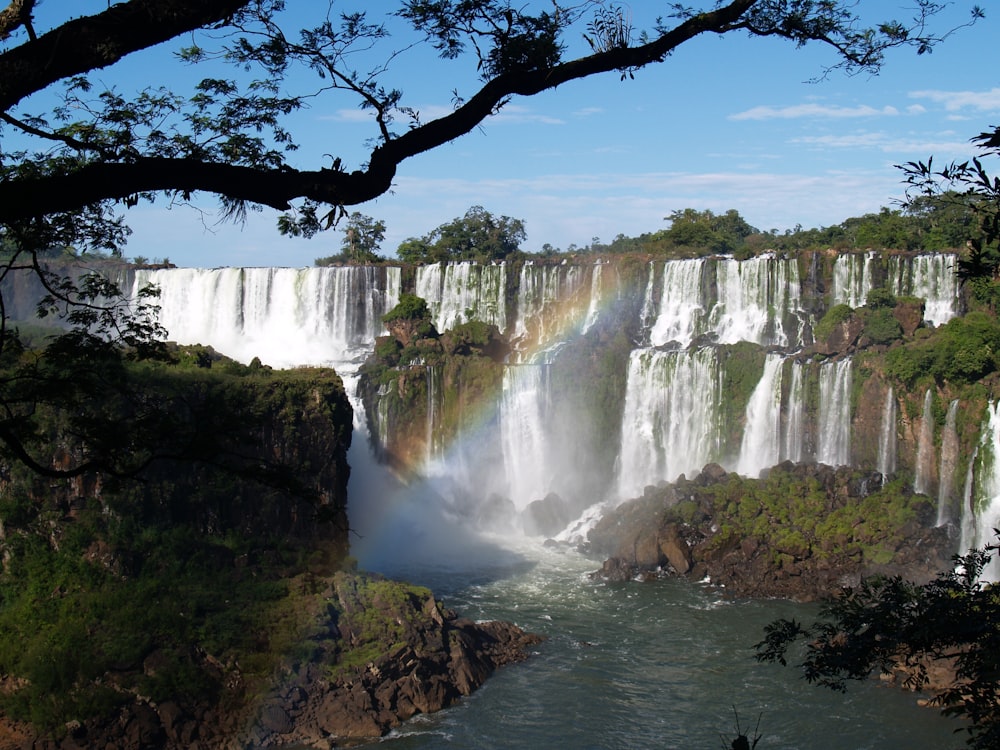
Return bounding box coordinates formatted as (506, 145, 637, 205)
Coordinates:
(756, 540, 1000, 749)
(662, 208, 759, 255)
(0, 1, 978, 236)
(900, 126, 1000, 307)
(396, 206, 526, 262)
(315, 212, 386, 265)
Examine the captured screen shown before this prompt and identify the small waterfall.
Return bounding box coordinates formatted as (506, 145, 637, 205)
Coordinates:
(617, 348, 721, 499)
(832, 252, 875, 308)
(415, 261, 507, 333)
(500, 365, 550, 509)
(647, 258, 706, 348)
(781, 360, 805, 463)
(710, 254, 802, 348)
(425, 366, 444, 469)
(877, 387, 897, 481)
(914, 389, 935, 496)
(512, 262, 593, 356)
(736, 354, 784, 477)
(960, 403, 1000, 581)
(581, 263, 603, 334)
(816, 358, 852, 466)
(888, 253, 959, 327)
(937, 399, 960, 526)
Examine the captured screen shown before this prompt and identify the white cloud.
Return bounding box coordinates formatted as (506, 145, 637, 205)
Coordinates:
(729, 103, 900, 121)
(909, 87, 1000, 112)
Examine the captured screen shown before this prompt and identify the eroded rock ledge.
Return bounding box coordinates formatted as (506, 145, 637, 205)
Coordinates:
(2, 572, 542, 750)
(585, 461, 955, 602)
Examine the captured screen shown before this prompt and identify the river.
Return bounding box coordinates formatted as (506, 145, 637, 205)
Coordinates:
(352, 534, 963, 750)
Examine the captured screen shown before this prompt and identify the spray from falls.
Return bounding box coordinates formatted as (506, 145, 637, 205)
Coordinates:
(960, 403, 1000, 582)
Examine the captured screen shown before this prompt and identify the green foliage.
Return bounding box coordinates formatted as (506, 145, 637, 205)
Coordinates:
(660, 208, 759, 255)
(813, 304, 854, 342)
(755, 540, 1000, 749)
(865, 286, 897, 309)
(383, 293, 431, 323)
(862, 307, 903, 345)
(394, 206, 525, 263)
(885, 311, 1000, 385)
(0, 357, 352, 729)
(314, 212, 386, 265)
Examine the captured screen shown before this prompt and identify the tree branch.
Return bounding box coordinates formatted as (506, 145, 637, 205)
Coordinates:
(0, 0, 251, 110)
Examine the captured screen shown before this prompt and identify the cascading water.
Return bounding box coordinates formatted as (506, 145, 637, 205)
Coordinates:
(644, 255, 804, 349)
(499, 364, 550, 509)
(877, 387, 897, 481)
(736, 353, 785, 477)
(832, 251, 875, 308)
(781, 360, 805, 463)
(937, 399, 960, 526)
(816, 358, 852, 466)
(133, 265, 400, 367)
(646, 258, 706, 348)
(415, 261, 507, 333)
(617, 348, 721, 499)
(961, 403, 1000, 582)
(914, 389, 936, 496)
(888, 253, 959, 327)
(117, 256, 973, 747)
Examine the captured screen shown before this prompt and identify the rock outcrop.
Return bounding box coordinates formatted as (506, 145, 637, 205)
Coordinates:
(586, 462, 955, 602)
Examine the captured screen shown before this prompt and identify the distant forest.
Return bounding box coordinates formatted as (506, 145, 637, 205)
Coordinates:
(316, 192, 977, 267)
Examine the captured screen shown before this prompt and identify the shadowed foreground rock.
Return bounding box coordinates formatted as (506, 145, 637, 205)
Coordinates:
(0, 572, 541, 750)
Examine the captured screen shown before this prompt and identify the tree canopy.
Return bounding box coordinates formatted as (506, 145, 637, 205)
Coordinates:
(0, 0, 983, 251)
(756, 540, 1000, 749)
(396, 205, 526, 263)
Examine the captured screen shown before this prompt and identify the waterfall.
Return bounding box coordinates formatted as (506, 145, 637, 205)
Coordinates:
(581, 263, 603, 335)
(877, 387, 897, 481)
(781, 360, 805, 463)
(937, 399, 960, 526)
(709, 254, 802, 348)
(888, 253, 959, 327)
(960, 403, 1000, 582)
(415, 261, 507, 333)
(499, 365, 550, 509)
(736, 354, 784, 477)
(832, 252, 875, 308)
(617, 348, 721, 500)
(133, 265, 400, 367)
(645, 255, 803, 349)
(425, 366, 444, 470)
(647, 258, 706, 348)
(816, 358, 852, 466)
(914, 389, 935, 496)
(512, 262, 594, 357)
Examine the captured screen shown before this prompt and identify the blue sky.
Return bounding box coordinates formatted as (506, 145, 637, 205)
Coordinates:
(19, 2, 1000, 267)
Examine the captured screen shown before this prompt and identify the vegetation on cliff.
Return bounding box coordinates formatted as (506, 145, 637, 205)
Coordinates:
(0, 346, 353, 734)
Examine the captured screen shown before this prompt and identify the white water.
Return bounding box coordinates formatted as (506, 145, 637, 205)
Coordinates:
(888, 253, 959, 327)
(121, 259, 978, 744)
(960, 403, 1000, 581)
(499, 365, 550, 509)
(617, 348, 721, 498)
(415, 261, 507, 333)
(832, 252, 875, 308)
(914, 389, 935, 496)
(646, 258, 705, 348)
(937, 399, 960, 526)
(816, 358, 852, 466)
(736, 354, 785, 477)
(781, 360, 805, 463)
(877, 387, 897, 481)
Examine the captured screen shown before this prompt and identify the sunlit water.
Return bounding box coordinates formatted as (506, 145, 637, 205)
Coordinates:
(355, 538, 963, 750)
